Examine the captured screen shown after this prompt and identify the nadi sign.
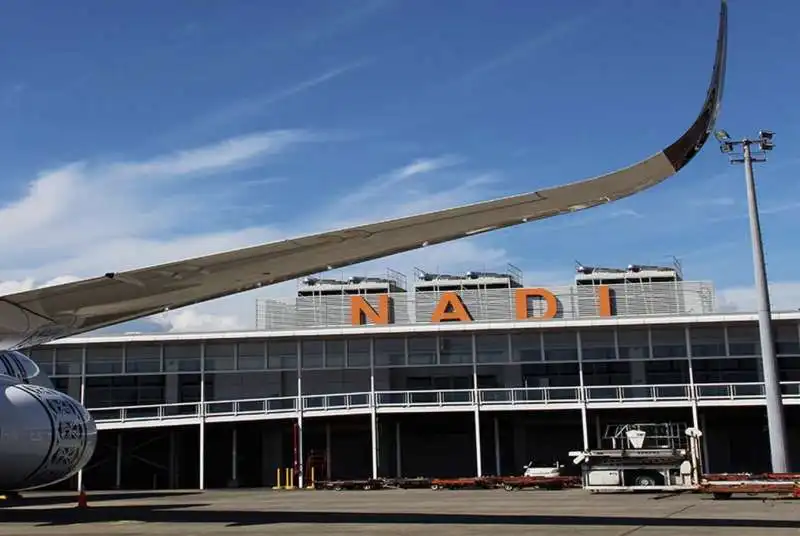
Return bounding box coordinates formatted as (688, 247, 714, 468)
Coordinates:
(350, 286, 613, 326)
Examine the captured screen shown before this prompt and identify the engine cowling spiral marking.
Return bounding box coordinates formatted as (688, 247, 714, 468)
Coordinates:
(0, 352, 26, 382)
(12, 384, 91, 488)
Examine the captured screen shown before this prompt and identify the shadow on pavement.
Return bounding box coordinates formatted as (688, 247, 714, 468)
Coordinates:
(2, 491, 202, 508)
(0, 504, 798, 529)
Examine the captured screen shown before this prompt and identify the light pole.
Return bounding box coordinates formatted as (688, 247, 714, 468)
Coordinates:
(714, 129, 789, 473)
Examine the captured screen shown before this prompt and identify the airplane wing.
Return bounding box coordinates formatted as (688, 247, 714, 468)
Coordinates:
(0, 0, 727, 351)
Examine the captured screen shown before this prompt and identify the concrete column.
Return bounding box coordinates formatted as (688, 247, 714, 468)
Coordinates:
(512, 419, 526, 470)
(325, 422, 332, 480)
(169, 430, 177, 488)
(594, 413, 602, 449)
(630, 360, 647, 385)
(493, 416, 501, 476)
(115, 432, 122, 489)
(395, 420, 402, 478)
(231, 427, 238, 485)
(700, 412, 711, 474)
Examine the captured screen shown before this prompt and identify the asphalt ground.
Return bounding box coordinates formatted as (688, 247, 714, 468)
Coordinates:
(0, 488, 798, 535)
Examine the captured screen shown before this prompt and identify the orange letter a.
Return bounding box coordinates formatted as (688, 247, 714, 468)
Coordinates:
(431, 292, 473, 322)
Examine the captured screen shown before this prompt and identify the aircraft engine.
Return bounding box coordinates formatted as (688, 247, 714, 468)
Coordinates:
(0, 351, 97, 492)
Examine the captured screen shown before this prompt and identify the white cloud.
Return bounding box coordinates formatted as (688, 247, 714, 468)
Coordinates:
(0, 138, 509, 333)
(331, 154, 465, 210)
(0, 130, 318, 276)
(717, 282, 800, 313)
(174, 62, 368, 138)
(110, 130, 311, 178)
(690, 196, 736, 207)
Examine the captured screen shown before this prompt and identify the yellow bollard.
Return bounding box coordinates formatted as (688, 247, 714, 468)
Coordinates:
(272, 468, 282, 490)
(285, 467, 294, 490)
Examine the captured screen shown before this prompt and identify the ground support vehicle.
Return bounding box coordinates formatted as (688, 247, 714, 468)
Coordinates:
(569, 422, 702, 493)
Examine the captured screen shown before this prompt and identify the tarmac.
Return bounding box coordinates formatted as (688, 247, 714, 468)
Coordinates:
(0, 488, 798, 535)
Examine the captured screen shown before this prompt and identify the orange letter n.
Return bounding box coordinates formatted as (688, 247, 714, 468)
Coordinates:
(431, 292, 473, 322)
(351, 295, 392, 326)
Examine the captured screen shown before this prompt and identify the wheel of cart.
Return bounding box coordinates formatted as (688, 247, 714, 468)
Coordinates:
(634, 474, 658, 487)
(431, 483, 441, 491)
(503, 483, 519, 492)
(539, 481, 565, 490)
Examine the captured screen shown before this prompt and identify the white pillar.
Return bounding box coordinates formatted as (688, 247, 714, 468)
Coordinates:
(77, 350, 86, 492)
(370, 366, 379, 479)
(685, 327, 700, 430)
(493, 416, 501, 476)
(579, 407, 589, 451)
(199, 342, 206, 491)
(199, 421, 205, 490)
(473, 409, 483, 477)
(576, 331, 590, 450)
(231, 427, 238, 484)
(297, 416, 304, 489)
(296, 352, 304, 489)
(471, 334, 482, 477)
(395, 420, 402, 478)
(115, 432, 122, 489)
(325, 421, 332, 480)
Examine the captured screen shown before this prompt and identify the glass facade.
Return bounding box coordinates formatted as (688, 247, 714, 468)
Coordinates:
(25, 319, 800, 410)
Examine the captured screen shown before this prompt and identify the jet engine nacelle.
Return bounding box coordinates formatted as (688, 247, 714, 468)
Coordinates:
(0, 351, 97, 491)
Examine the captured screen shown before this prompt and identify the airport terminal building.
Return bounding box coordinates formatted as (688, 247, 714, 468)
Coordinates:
(28, 264, 800, 491)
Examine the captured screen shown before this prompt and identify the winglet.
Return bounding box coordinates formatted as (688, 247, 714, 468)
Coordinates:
(663, 0, 727, 171)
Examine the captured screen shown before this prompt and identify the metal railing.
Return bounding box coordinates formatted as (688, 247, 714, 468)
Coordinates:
(88, 381, 800, 427)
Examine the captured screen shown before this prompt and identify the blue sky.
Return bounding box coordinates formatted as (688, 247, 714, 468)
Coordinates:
(1, 0, 799, 332)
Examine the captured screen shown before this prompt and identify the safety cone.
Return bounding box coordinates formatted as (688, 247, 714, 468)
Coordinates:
(76, 489, 88, 509)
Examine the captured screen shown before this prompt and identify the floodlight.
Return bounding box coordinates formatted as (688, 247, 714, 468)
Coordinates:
(714, 129, 731, 142)
(720, 141, 734, 153)
(758, 130, 774, 140)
